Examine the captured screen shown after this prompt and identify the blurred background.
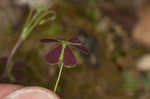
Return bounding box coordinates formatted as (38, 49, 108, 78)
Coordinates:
(1, 0, 150, 99)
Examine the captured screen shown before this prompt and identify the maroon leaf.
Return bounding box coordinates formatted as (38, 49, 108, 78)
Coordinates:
(45, 45, 62, 64)
(13, 61, 25, 69)
(40, 39, 59, 43)
(0, 57, 7, 66)
(69, 37, 81, 43)
(0, 57, 7, 75)
(0, 57, 25, 69)
(12, 61, 26, 80)
(73, 45, 89, 54)
(12, 71, 24, 80)
(0, 57, 25, 79)
(63, 46, 76, 66)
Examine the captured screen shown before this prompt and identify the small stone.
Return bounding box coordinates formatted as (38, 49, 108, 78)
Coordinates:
(136, 54, 150, 71)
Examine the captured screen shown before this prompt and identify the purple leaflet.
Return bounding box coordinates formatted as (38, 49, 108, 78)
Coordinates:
(69, 37, 81, 43)
(69, 37, 88, 54)
(13, 61, 25, 70)
(12, 71, 24, 80)
(0, 57, 7, 75)
(46, 45, 62, 64)
(0, 57, 25, 80)
(41, 37, 89, 66)
(40, 39, 59, 43)
(0, 57, 25, 69)
(0, 57, 7, 66)
(12, 61, 25, 80)
(63, 46, 76, 66)
(73, 45, 89, 54)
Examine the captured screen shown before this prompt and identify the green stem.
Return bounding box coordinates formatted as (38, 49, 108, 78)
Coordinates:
(53, 62, 64, 92)
(53, 43, 67, 92)
(21, 11, 49, 40)
(23, 12, 38, 31)
(7, 63, 16, 82)
(24, 8, 34, 28)
(2, 37, 23, 80)
(3, 10, 48, 80)
(2, 8, 34, 79)
(2, 2, 57, 80)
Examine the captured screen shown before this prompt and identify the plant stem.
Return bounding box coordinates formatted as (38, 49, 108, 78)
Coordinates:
(3, 10, 48, 80)
(24, 8, 34, 28)
(53, 43, 66, 92)
(3, 1, 57, 80)
(21, 11, 49, 39)
(53, 62, 64, 92)
(2, 37, 23, 80)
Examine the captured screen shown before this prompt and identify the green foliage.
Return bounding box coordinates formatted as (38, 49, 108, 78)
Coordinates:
(90, 0, 97, 6)
(35, 4, 47, 12)
(132, 48, 145, 56)
(45, 23, 62, 34)
(123, 71, 138, 91)
(87, 0, 98, 25)
(142, 72, 150, 88)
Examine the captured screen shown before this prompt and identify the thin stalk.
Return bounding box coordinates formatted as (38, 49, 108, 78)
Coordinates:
(21, 12, 40, 40)
(24, 8, 34, 28)
(2, 37, 23, 79)
(3, 10, 48, 79)
(53, 43, 66, 92)
(53, 62, 64, 92)
(21, 12, 49, 39)
(3, 2, 57, 80)
(2, 8, 35, 79)
(24, 12, 39, 30)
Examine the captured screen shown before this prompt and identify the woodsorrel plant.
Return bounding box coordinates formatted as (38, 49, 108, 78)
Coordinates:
(2, 1, 57, 80)
(41, 37, 88, 92)
(2, 0, 88, 94)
